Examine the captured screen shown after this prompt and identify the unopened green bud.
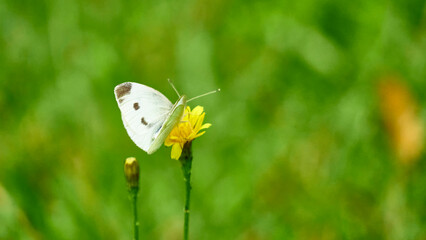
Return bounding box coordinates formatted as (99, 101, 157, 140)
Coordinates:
(124, 157, 139, 190)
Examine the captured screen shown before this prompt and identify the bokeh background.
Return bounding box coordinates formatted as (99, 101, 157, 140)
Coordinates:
(1, 0, 425, 239)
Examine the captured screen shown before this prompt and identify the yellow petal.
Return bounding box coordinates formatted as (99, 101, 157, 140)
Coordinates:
(200, 123, 211, 130)
(193, 113, 205, 131)
(195, 131, 206, 138)
(165, 137, 179, 146)
(171, 143, 183, 160)
(187, 133, 196, 141)
(181, 107, 190, 121)
(189, 114, 198, 127)
(183, 125, 192, 137)
(164, 139, 173, 146)
(165, 130, 180, 145)
(170, 135, 181, 141)
(183, 111, 190, 121)
(192, 106, 204, 116)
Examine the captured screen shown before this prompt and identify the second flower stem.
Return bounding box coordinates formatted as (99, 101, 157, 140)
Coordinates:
(130, 188, 139, 240)
(180, 142, 193, 240)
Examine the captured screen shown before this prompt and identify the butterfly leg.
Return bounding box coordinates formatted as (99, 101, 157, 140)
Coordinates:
(179, 113, 190, 123)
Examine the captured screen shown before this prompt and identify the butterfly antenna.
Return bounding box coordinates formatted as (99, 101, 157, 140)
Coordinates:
(187, 88, 221, 102)
(168, 79, 181, 97)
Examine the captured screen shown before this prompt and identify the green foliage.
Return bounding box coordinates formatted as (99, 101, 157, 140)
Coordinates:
(0, 0, 425, 239)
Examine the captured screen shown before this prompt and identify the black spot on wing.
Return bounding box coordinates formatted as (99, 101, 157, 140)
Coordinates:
(141, 117, 148, 125)
(115, 82, 132, 99)
(133, 102, 140, 110)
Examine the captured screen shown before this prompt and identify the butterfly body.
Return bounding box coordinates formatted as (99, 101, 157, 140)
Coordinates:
(114, 82, 187, 154)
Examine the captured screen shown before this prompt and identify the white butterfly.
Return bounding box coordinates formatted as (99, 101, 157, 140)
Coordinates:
(114, 81, 219, 154)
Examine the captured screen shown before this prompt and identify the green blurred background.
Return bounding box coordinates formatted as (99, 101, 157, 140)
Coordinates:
(1, 0, 425, 239)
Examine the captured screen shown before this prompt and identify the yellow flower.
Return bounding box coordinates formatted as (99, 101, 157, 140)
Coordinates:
(165, 106, 211, 160)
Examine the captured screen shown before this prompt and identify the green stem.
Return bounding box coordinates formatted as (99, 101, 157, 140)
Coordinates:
(180, 142, 193, 240)
(131, 188, 139, 240)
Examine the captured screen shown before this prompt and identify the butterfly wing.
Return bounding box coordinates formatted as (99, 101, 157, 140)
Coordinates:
(114, 82, 173, 153)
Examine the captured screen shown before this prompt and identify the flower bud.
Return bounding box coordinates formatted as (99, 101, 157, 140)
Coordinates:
(124, 157, 140, 189)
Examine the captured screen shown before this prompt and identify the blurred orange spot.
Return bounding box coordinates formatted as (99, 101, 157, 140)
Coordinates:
(379, 76, 424, 165)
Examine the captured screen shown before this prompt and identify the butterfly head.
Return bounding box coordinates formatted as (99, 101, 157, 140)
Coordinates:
(175, 95, 187, 109)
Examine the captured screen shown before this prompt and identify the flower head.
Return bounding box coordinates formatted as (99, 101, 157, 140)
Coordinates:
(124, 157, 140, 189)
(165, 106, 211, 160)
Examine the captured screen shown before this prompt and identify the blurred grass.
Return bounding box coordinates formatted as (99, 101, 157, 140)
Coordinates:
(0, 0, 425, 239)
